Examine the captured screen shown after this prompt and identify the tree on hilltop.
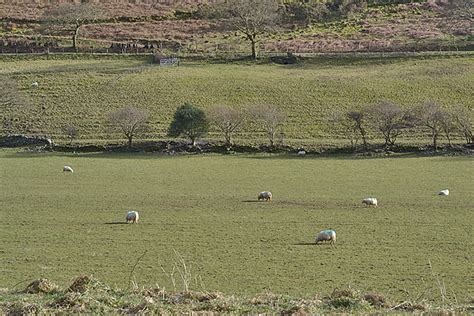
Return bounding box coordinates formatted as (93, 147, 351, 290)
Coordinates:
(42, 3, 104, 51)
(218, 0, 281, 59)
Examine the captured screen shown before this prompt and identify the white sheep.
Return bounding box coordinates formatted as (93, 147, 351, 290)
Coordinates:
(298, 150, 306, 156)
(31, 81, 38, 88)
(438, 189, 449, 196)
(125, 211, 139, 224)
(315, 229, 336, 245)
(362, 197, 378, 207)
(258, 191, 272, 201)
(63, 166, 74, 173)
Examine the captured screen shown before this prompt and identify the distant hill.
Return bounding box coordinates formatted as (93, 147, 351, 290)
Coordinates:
(0, 0, 472, 55)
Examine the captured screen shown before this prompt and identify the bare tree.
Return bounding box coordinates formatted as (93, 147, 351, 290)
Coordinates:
(250, 105, 286, 147)
(412, 102, 448, 151)
(108, 107, 149, 150)
(219, 0, 280, 59)
(439, 112, 457, 147)
(64, 126, 79, 146)
(207, 106, 244, 146)
(367, 101, 411, 147)
(42, 3, 104, 50)
(450, 105, 473, 144)
(346, 110, 369, 149)
(328, 109, 360, 149)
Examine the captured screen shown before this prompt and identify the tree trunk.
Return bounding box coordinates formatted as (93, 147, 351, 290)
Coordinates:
(251, 39, 257, 60)
(225, 133, 232, 147)
(360, 128, 368, 149)
(191, 137, 196, 147)
(73, 24, 80, 51)
(432, 131, 438, 152)
(247, 34, 257, 60)
(128, 136, 133, 150)
(446, 132, 452, 147)
(268, 129, 276, 147)
(464, 130, 474, 144)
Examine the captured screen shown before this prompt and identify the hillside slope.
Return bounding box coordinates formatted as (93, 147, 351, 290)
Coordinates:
(1, 54, 472, 145)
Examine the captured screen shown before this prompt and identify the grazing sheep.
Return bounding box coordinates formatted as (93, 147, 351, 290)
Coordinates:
(315, 230, 336, 245)
(63, 166, 74, 173)
(362, 197, 378, 207)
(438, 189, 449, 196)
(31, 81, 38, 88)
(125, 211, 139, 224)
(258, 191, 272, 201)
(298, 150, 306, 156)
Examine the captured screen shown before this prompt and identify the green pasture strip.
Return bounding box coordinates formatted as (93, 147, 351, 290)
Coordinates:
(0, 150, 472, 303)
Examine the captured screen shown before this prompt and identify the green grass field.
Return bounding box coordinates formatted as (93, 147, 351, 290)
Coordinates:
(1, 54, 473, 144)
(1, 149, 472, 303)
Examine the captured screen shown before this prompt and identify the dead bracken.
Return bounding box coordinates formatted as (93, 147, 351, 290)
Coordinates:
(24, 279, 58, 294)
(1, 277, 470, 314)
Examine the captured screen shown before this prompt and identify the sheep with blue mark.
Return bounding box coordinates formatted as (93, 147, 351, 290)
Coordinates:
(315, 230, 336, 245)
(126, 211, 139, 224)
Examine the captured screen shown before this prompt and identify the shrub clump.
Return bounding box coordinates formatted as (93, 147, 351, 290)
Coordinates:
(66, 275, 105, 293)
(363, 292, 388, 308)
(5, 302, 38, 315)
(325, 288, 371, 311)
(24, 279, 58, 294)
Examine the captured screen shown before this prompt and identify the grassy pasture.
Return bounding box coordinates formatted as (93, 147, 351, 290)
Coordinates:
(1, 55, 473, 144)
(0, 149, 472, 302)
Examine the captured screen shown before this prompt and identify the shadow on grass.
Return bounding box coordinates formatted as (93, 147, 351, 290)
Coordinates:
(0, 151, 181, 160)
(104, 222, 128, 225)
(240, 152, 456, 160)
(2, 150, 470, 161)
(242, 200, 261, 203)
(293, 242, 318, 246)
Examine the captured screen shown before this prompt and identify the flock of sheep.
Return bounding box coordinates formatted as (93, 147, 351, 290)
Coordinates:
(62, 165, 449, 245)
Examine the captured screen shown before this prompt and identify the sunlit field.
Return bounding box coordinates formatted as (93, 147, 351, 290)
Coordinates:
(1, 150, 472, 302)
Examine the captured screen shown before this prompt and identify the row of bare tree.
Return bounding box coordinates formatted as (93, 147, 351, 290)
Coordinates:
(100, 101, 471, 151)
(330, 101, 472, 151)
(104, 104, 286, 149)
